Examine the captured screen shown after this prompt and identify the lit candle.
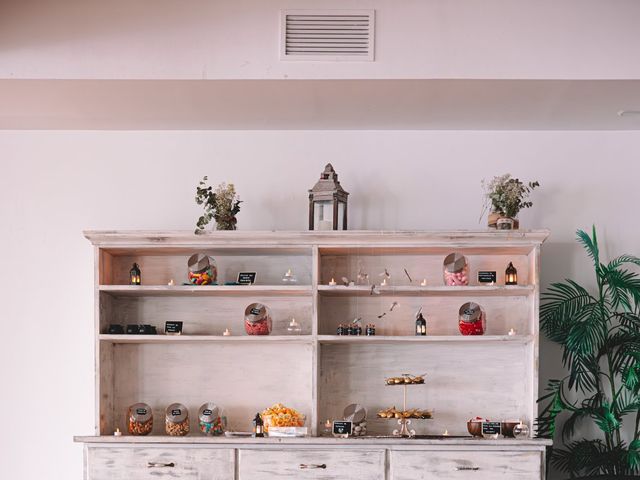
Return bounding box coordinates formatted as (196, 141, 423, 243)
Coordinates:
(223, 328, 231, 336)
(443, 429, 449, 436)
(381, 278, 388, 286)
(114, 428, 122, 437)
(420, 279, 427, 286)
(508, 328, 516, 336)
(329, 278, 337, 286)
(168, 279, 175, 286)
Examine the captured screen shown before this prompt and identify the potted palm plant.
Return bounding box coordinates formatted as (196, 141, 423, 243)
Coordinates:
(537, 227, 640, 479)
(482, 174, 540, 229)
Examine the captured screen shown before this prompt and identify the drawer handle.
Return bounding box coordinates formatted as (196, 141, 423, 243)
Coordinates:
(455, 466, 480, 471)
(147, 462, 175, 468)
(299, 463, 327, 470)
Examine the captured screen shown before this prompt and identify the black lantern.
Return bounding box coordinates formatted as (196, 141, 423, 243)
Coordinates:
(308, 163, 349, 230)
(505, 262, 518, 285)
(415, 312, 427, 336)
(129, 263, 141, 285)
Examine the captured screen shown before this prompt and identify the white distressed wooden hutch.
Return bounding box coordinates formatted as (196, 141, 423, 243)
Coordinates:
(76, 230, 551, 479)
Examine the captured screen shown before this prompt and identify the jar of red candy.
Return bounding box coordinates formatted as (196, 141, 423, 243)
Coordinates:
(458, 302, 486, 335)
(245, 303, 272, 335)
(187, 253, 218, 285)
(443, 253, 469, 286)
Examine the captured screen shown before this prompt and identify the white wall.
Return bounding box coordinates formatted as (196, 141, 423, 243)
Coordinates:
(2, 0, 640, 80)
(1, 130, 640, 479)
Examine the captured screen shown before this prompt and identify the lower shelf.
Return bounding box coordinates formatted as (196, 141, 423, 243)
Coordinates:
(99, 334, 313, 344)
(317, 335, 533, 344)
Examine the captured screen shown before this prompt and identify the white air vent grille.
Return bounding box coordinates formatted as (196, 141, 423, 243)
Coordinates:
(281, 10, 375, 61)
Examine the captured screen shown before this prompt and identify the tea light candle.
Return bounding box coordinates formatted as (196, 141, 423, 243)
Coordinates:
(508, 328, 516, 336)
(168, 279, 175, 286)
(420, 279, 427, 286)
(443, 429, 449, 436)
(381, 278, 388, 286)
(113, 428, 122, 437)
(222, 328, 231, 336)
(328, 278, 337, 286)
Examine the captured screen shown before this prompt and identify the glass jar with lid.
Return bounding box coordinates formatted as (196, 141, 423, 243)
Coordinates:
(244, 303, 272, 335)
(127, 403, 153, 436)
(443, 253, 469, 286)
(165, 403, 190, 436)
(188, 253, 218, 285)
(198, 402, 225, 436)
(458, 302, 486, 335)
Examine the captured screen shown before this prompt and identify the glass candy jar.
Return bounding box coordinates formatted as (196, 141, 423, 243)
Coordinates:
(127, 403, 153, 436)
(458, 302, 486, 335)
(443, 253, 469, 286)
(513, 421, 530, 439)
(188, 253, 218, 285)
(165, 403, 190, 436)
(245, 303, 272, 335)
(198, 403, 225, 436)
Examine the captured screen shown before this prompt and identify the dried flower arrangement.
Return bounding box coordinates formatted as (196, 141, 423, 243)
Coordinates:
(195, 176, 242, 233)
(481, 174, 540, 226)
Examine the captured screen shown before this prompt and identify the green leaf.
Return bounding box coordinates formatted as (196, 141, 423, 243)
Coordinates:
(541, 280, 593, 344)
(536, 379, 570, 438)
(593, 402, 621, 433)
(628, 439, 640, 470)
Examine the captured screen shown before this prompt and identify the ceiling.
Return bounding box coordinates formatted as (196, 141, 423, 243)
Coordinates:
(1, 79, 639, 130)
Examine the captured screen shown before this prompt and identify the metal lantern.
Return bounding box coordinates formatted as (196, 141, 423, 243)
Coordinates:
(505, 262, 518, 285)
(129, 263, 141, 285)
(308, 163, 349, 230)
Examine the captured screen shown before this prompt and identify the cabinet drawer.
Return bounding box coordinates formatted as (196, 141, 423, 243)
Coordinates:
(86, 447, 234, 480)
(239, 448, 385, 480)
(390, 450, 542, 480)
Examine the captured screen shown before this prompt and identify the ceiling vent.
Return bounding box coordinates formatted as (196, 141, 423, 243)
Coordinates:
(281, 10, 375, 61)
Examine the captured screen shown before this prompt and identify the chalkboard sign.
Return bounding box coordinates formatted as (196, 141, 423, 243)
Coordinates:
(482, 421, 501, 436)
(333, 421, 352, 436)
(478, 271, 497, 284)
(237, 272, 257, 285)
(165, 321, 183, 335)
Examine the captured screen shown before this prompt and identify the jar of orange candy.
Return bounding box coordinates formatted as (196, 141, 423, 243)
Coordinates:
(260, 403, 305, 434)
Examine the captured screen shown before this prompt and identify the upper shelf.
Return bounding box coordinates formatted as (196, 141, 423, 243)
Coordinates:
(99, 285, 312, 297)
(318, 285, 534, 297)
(85, 230, 549, 249)
(1, 79, 639, 130)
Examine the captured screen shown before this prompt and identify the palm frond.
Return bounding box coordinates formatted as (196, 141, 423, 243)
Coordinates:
(541, 280, 593, 344)
(612, 388, 640, 418)
(551, 439, 608, 476)
(608, 254, 640, 270)
(593, 402, 621, 434)
(536, 379, 571, 438)
(628, 439, 640, 472)
(603, 267, 640, 311)
(577, 227, 600, 270)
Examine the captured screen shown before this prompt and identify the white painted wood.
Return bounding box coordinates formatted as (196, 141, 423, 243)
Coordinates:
(319, 343, 531, 436)
(100, 294, 313, 335)
(84, 230, 550, 248)
(111, 343, 313, 434)
(318, 293, 531, 336)
(100, 285, 313, 297)
(238, 448, 385, 480)
(86, 446, 234, 480)
(318, 285, 534, 297)
(75, 436, 551, 448)
(99, 334, 314, 344)
(390, 450, 541, 479)
(316, 335, 533, 345)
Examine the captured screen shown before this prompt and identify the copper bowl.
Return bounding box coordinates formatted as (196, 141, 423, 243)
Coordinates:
(467, 420, 483, 437)
(501, 421, 519, 438)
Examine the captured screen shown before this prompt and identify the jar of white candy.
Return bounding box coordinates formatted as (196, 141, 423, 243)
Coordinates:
(443, 253, 469, 286)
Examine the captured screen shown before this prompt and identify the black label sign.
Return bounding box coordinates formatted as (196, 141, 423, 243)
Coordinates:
(250, 307, 262, 316)
(237, 272, 257, 285)
(203, 409, 213, 416)
(478, 271, 497, 283)
(136, 408, 147, 415)
(482, 421, 501, 436)
(171, 409, 181, 416)
(165, 321, 183, 334)
(333, 421, 352, 436)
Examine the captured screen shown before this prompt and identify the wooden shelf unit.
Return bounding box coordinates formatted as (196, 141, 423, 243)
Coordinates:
(85, 230, 548, 440)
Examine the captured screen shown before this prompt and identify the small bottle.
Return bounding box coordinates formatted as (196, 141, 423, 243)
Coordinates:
(366, 324, 376, 336)
(347, 324, 355, 336)
(415, 313, 427, 336)
(355, 324, 362, 336)
(253, 413, 264, 437)
(337, 324, 345, 335)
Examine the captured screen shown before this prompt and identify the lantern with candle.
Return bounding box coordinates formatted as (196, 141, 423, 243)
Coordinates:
(505, 262, 518, 285)
(415, 310, 427, 336)
(308, 163, 349, 230)
(129, 263, 141, 285)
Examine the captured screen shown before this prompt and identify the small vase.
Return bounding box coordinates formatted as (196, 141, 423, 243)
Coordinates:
(215, 215, 238, 231)
(496, 217, 515, 230)
(487, 212, 500, 229)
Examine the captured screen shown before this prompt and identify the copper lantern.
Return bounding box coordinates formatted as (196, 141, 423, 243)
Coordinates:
(308, 163, 349, 230)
